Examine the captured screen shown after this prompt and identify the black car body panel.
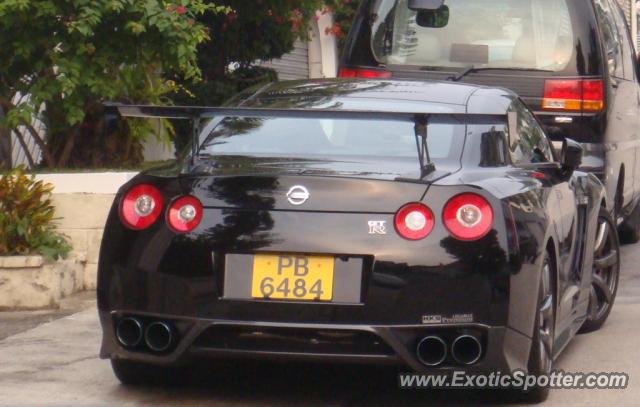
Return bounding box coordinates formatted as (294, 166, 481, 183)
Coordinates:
(340, 0, 640, 222)
(98, 79, 606, 375)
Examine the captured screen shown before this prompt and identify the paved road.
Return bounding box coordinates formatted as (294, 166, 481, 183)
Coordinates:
(1, 244, 639, 406)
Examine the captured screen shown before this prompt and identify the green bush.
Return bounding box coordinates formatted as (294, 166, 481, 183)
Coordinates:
(0, 167, 71, 260)
(0, 0, 226, 169)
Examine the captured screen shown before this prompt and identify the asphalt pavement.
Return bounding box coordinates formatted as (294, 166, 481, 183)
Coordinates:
(1, 244, 639, 406)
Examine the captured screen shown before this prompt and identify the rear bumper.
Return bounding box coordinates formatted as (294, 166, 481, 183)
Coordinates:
(100, 311, 532, 374)
(98, 177, 540, 374)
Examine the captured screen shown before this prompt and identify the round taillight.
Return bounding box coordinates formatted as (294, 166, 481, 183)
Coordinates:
(443, 193, 493, 241)
(167, 196, 203, 233)
(119, 184, 163, 230)
(394, 203, 435, 240)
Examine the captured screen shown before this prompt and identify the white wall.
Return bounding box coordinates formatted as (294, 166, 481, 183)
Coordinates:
(36, 172, 138, 289)
(309, 12, 339, 78)
(259, 12, 339, 80)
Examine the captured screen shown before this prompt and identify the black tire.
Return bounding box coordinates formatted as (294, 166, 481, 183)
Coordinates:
(111, 359, 187, 387)
(579, 207, 620, 334)
(521, 252, 554, 403)
(619, 201, 640, 244)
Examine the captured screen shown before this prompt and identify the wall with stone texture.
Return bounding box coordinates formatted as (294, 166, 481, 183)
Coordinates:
(52, 194, 115, 290)
(35, 172, 138, 290)
(0, 256, 84, 310)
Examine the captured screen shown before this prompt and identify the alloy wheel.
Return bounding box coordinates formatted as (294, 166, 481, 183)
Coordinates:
(538, 258, 554, 373)
(589, 218, 620, 322)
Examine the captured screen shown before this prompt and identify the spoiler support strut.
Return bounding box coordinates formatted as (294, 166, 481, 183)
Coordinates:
(191, 116, 201, 166)
(414, 114, 436, 178)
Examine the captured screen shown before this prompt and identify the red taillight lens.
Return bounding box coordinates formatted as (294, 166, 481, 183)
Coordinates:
(338, 68, 357, 78)
(394, 203, 435, 240)
(119, 184, 163, 230)
(542, 79, 604, 112)
(338, 67, 392, 79)
(581, 79, 605, 111)
(167, 196, 203, 233)
(443, 193, 493, 241)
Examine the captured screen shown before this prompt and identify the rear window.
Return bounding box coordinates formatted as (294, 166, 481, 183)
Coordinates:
(200, 117, 464, 161)
(371, 0, 575, 71)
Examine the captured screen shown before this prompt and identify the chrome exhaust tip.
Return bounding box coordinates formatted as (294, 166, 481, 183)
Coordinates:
(116, 318, 143, 348)
(144, 321, 174, 353)
(451, 335, 482, 365)
(416, 335, 448, 366)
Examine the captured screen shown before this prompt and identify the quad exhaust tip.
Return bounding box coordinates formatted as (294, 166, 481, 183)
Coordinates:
(416, 335, 448, 366)
(115, 317, 143, 348)
(451, 335, 482, 365)
(144, 321, 174, 353)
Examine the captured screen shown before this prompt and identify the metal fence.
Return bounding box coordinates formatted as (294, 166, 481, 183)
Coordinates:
(8, 93, 44, 169)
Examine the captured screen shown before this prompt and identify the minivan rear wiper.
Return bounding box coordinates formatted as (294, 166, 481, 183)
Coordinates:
(447, 66, 554, 82)
(414, 115, 436, 178)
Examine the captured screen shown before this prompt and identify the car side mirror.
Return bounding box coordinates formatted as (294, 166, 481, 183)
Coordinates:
(560, 138, 582, 175)
(415, 6, 450, 28)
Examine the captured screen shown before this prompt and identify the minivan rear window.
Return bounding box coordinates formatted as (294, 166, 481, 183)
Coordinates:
(371, 0, 575, 72)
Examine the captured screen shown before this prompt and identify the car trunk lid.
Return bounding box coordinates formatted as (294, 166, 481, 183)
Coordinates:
(185, 156, 456, 213)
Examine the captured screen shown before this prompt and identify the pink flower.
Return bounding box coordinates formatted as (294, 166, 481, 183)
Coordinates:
(175, 6, 187, 15)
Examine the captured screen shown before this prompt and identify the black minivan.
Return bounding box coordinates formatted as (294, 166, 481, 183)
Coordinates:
(340, 0, 640, 241)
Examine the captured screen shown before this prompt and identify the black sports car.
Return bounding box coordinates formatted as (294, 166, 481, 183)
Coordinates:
(98, 80, 620, 401)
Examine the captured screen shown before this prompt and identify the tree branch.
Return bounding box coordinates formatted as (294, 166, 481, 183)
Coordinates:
(0, 106, 12, 170)
(57, 124, 81, 168)
(12, 127, 36, 168)
(20, 119, 53, 168)
(0, 97, 13, 112)
(0, 96, 53, 168)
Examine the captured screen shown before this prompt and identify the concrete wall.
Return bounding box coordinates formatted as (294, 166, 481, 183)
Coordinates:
(35, 172, 138, 290)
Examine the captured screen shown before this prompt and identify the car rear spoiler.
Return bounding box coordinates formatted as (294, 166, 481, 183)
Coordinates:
(104, 103, 511, 178)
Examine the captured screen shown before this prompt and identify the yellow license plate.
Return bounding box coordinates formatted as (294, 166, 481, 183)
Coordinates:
(251, 254, 334, 301)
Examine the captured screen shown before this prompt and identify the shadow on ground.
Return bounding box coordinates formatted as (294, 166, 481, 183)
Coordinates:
(109, 360, 536, 406)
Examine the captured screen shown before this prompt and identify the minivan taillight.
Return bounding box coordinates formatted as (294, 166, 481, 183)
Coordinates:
(443, 194, 493, 241)
(120, 184, 163, 230)
(167, 196, 203, 233)
(542, 79, 604, 112)
(338, 67, 392, 79)
(394, 203, 435, 240)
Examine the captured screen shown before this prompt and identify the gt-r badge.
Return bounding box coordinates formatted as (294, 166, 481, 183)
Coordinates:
(368, 220, 387, 235)
(286, 185, 310, 205)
